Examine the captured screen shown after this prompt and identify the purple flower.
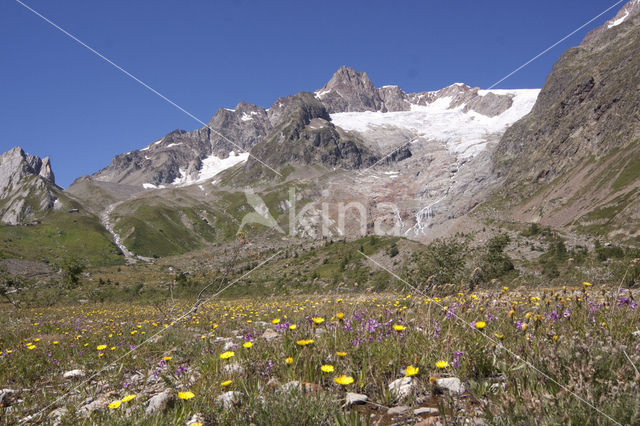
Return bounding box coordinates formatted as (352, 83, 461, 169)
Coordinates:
(563, 308, 571, 319)
(453, 351, 464, 368)
(175, 366, 187, 376)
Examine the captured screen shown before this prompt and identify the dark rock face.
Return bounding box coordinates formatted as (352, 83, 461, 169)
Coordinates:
(494, 2, 640, 186)
(0, 146, 60, 224)
(315, 66, 384, 113)
(247, 93, 378, 174)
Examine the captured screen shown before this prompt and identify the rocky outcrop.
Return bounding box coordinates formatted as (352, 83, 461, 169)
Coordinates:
(0, 147, 60, 224)
(246, 93, 378, 175)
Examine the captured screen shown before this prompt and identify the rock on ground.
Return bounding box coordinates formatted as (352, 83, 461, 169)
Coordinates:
(388, 376, 414, 399)
(435, 377, 465, 394)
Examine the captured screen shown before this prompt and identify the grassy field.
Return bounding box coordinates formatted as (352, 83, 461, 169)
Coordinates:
(1, 283, 638, 425)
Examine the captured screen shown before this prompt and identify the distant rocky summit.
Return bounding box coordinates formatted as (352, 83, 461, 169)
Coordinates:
(0, 146, 59, 224)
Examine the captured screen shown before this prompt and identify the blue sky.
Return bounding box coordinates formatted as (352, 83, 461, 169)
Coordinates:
(0, 0, 624, 187)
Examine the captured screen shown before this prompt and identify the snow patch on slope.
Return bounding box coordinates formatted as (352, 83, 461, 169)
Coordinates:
(331, 89, 539, 158)
(172, 151, 249, 186)
(609, 10, 630, 28)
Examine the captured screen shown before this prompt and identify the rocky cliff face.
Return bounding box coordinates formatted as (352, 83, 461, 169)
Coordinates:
(88, 102, 272, 187)
(0, 147, 60, 224)
(492, 0, 640, 244)
(247, 92, 378, 174)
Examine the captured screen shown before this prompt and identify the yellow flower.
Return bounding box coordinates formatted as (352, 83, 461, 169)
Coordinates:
(334, 375, 354, 385)
(552, 335, 559, 342)
(243, 342, 253, 348)
(285, 357, 294, 365)
(121, 394, 136, 402)
(272, 318, 281, 324)
(321, 364, 334, 373)
(494, 334, 504, 340)
(163, 356, 173, 361)
(221, 380, 233, 386)
(312, 317, 325, 324)
(525, 312, 532, 320)
(521, 323, 528, 331)
(296, 339, 314, 346)
(289, 324, 297, 330)
(220, 351, 235, 359)
(336, 312, 344, 320)
(108, 400, 122, 409)
(52, 341, 59, 345)
(508, 309, 515, 318)
(405, 365, 419, 376)
(178, 391, 195, 400)
(393, 324, 406, 331)
(475, 321, 486, 329)
(336, 351, 347, 357)
(96, 344, 107, 350)
(583, 281, 592, 287)
(435, 360, 449, 369)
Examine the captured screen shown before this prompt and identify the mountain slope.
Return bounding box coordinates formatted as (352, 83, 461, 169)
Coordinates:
(491, 0, 640, 244)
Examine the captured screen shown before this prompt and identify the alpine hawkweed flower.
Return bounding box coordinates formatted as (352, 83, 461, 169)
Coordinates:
(435, 360, 449, 369)
(108, 400, 122, 409)
(221, 380, 232, 386)
(475, 321, 486, 329)
(393, 324, 407, 331)
(321, 364, 335, 373)
(334, 375, 354, 385)
(178, 391, 195, 400)
(220, 351, 235, 359)
(121, 394, 136, 402)
(243, 342, 253, 348)
(405, 365, 419, 376)
(312, 317, 325, 324)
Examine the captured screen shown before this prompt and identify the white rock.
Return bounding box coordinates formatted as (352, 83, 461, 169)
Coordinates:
(223, 362, 244, 375)
(48, 407, 68, 426)
(62, 369, 85, 379)
(280, 381, 302, 392)
(186, 412, 204, 425)
(388, 376, 414, 399)
(261, 329, 280, 341)
(215, 391, 242, 409)
(145, 390, 173, 415)
(387, 405, 411, 415)
(436, 377, 465, 394)
(414, 406, 439, 415)
(344, 392, 368, 407)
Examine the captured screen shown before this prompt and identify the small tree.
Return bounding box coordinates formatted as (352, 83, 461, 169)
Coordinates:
(61, 257, 86, 288)
(0, 267, 24, 309)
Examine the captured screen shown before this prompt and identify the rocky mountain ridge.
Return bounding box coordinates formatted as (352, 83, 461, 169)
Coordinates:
(0, 147, 59, 224)
(492, 0, 640, 244)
